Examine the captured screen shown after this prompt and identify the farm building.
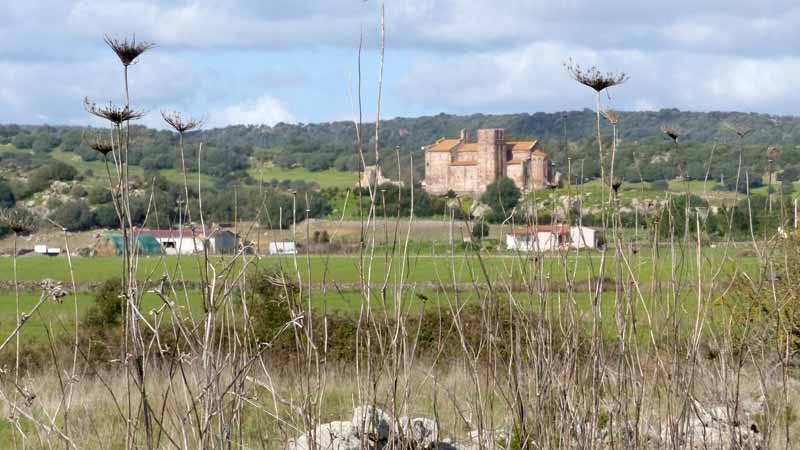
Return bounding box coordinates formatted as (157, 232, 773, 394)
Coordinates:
(506, 225, 597, 252)
(268, 241, 297, 255)
(94, 233, 164, 257)
(139, 228, 239, 255)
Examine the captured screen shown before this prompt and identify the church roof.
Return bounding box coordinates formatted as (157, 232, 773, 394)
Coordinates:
(429, 138, 460, 152)
(507, 141, 538, 151)
(531, 149, 547, 157)
(457, 143, 479, 152)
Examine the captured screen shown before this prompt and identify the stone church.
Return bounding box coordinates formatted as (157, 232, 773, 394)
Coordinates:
(422, 128, 552, 196)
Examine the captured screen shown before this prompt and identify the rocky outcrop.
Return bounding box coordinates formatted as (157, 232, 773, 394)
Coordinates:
(663, 401, 763, 450)
(287, 406, 467, 450)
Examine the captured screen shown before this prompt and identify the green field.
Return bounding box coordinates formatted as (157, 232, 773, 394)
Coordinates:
(249, 166, 358, 189)
(0, 246, 761, 286)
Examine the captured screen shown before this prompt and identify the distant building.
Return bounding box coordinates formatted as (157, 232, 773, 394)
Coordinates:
(358, 165, 403, 189)
(422, 128, 552, 196)
(94, 233, 163, 257)
(268, 241, 297, 255)
(139, 228, 239, 255)
(34, 245, 62, 256)
(506, 225, 597, 252)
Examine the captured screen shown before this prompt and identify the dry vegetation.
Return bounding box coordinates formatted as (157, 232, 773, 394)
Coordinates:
(1, 10, 800, 450)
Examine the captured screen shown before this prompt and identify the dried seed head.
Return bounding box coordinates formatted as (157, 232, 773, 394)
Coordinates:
(601, 109, 618, 125)
(661, 126, 683, 143)
(104, 35, 154, 67)
(564, 59, 629, 92)
(723, 122, 754, 139)
(85, 98, 145, 124)
(41, 279, 67, 304)
(161, 111, 202, 134)
(610, 177, 623, 193)
(767, 145, 782, 160)
(90, 138, 114, 156)
(0, 208, 38, 234)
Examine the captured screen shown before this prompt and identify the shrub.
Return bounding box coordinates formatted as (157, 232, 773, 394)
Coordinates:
(248, 270, 296, 344)
(87, 186, 112, 205)
(481, 177, 521, 223)
(83, 279, 123, 331)
(11, 133, 33, 149)
(93, 204, 119, 229)
(0, 180, 15, 208)
(50, 200, 95, 231)
(471, 221, 489, 241)
(28, 161, 78, 193)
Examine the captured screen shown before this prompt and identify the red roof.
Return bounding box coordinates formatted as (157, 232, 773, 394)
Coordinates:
(510, 225, 570, 235)
(428, 138, 460, 152)
(507, 141, 538, 151)
(136, 228, 233, 239)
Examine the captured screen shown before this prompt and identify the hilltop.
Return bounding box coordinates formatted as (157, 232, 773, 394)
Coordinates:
(0, 109, 796, 237)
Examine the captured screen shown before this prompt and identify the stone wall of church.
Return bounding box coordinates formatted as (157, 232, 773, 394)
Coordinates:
(424, 152, 451, 194)
(448, 165, 479, 193)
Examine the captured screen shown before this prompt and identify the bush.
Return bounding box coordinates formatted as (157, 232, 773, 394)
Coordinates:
(11, 133, 33, 149)
(0, 181, 15, 208)
(471, 221, 489, 241)
(481, 177, 521, 223)
(31, 132, 60, 153)
(28, 161, 78, 193)
(93, 204, 119, 229)
(50, 200, 95, 231)
(83, 279, 123, 330)
(87, 186, 112, 205)
(249, 270, 296, 343)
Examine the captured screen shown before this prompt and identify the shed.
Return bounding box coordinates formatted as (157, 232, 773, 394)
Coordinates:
(268, 242, 297, 255)
(506, 225, 597, 252)
(138, 228, 240, 255)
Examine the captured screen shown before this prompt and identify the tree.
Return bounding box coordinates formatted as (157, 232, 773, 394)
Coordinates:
(28, 161, 78, 193)
(31, 132, 60, 153)
(481, 177, 521, 223)
(471, 221, 489, 241)
(83, 279, 123, 330)
(50, 200, 95, 231)
(656, 194, 708, 238)
(93, 204, 119, 229)
(0, 181, 15, 208)
(779, 165, 800, 183)
(12, 133, 33, 149)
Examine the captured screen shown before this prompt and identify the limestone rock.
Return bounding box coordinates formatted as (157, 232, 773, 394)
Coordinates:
(396, 416, 438, 449)
(288, 421, 361, 450)
(351, 405, 392, 441)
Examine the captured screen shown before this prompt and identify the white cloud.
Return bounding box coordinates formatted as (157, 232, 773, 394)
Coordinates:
(4, 1, 800, 124)
(396, 42, 800, 116)
(206, 95, 295, 128)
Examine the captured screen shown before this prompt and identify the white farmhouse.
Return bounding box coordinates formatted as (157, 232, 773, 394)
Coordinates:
(506, 225, 597, 252)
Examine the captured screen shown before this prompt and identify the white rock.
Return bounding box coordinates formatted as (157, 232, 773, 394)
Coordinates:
(396, 417, 438, 449)
(288, 421, 362, 450)
(351, 405, 392, 441)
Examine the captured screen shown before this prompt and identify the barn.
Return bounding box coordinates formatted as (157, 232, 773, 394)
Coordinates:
(139, 228, 240, 255)
(506, 225, 597, 252)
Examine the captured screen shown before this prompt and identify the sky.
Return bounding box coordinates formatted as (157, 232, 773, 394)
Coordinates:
(2, 0, 800, 129)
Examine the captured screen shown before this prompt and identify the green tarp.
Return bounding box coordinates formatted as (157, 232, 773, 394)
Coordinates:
(99, 233, 163, 256)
